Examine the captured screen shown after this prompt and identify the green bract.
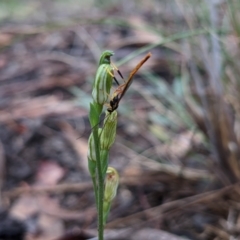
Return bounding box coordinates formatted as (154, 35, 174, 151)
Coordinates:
(87, 129, 102, 161)
(104, 167, 119, 203)
(100, 111, 117, 150)
(92, 50, 114, 105)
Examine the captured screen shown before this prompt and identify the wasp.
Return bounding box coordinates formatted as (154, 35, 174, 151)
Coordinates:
(108, 52, 152, 113)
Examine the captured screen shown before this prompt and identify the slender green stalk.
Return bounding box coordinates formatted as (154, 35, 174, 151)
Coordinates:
(92, 124, 104, 240)
(91, 176, 98, 208)
(88, 51, 118, 240)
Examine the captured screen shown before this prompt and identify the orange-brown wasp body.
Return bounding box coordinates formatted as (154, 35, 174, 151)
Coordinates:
(107, 52, 152, 113)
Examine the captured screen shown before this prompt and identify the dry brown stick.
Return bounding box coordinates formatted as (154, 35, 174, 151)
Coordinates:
(0, 96, 82, 122)
(0, 140, 6, 207)
(203, 224, 229, 239)
(3, 182, 93, 199)
(106, 183, 239, 228)
(117, 142, 212, 181)
(3, 174, 164, 199)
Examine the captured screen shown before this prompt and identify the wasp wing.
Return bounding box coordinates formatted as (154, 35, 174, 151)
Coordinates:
(117, 52, 152, 102)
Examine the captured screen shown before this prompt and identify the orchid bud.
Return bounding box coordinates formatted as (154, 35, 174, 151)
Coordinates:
(100, 111, 117, 150)
(103, 167, 119, 223)
(104, 167, 119, 203)
(92, 50, 114, 105)
(87, 132, 95, 162)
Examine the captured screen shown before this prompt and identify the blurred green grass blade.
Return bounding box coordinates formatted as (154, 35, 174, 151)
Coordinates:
(172, 77, 184, 97)
(143, 71, 194, 128)
(116, 28, 210, 66)
(68, 86, 92, 110)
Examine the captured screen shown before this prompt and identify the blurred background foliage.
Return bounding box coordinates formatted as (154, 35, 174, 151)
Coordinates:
(1, 0, 240, 239)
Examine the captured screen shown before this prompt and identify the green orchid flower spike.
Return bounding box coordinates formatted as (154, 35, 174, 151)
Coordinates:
(92, 50, 114, 106)
(88, 50, 151, 240)
(88, 50, 118, 240)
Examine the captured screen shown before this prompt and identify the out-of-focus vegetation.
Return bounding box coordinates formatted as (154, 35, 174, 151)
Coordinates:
(1, 0, 240, 239)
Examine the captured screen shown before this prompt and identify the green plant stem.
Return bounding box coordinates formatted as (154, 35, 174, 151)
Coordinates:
(100, 149, 109, 177)
(91, 176, 98, 208)
(92, 125, 104, 240)
(103, 201, 111, 225)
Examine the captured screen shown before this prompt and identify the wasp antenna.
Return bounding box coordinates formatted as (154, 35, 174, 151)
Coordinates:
(111, 62, 124, 80)
(106, 67, 119, 85)
(106, 67, 114, 77)
(117, 69, 124, 80)
(113, 77, 119, 85)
